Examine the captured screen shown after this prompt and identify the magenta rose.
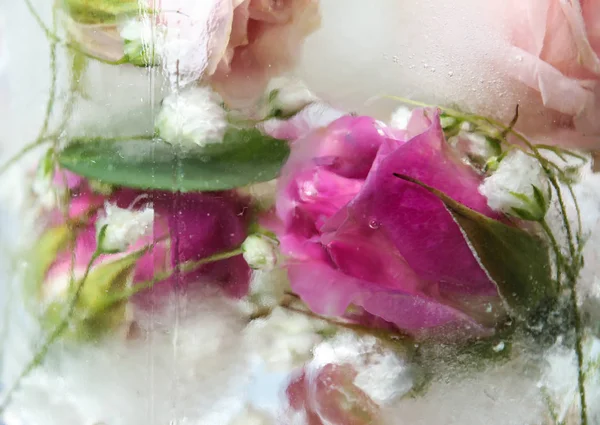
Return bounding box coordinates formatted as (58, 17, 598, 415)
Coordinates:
(274, 109, 506, 338)
(44, 175, 251, 306)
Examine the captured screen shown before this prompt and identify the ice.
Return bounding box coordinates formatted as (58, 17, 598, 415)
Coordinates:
(381, 356, 545, 425)
(295, 0, 563, 137)
(2, 292, 252, 425)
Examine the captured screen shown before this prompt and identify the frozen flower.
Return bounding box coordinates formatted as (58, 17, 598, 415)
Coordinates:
(242, 234, 278, 271)
(284, 332, 412, 425)
(37, 178, 251, 319)
(311, 333, 414, 405)
(479, 150, 550, 221)
(261, 102, 345, 141)
(243, 267, 290, 314)
(120, 17, 164, 67)
(266, 78, 319, 118)
(129, 0, 320, 100)
(155, 86, 227, 149)
(244, 307, 327, 371)
(229, 405, 275, 425)
(273, 109, 506, 337)
(389, 106, 413, 130)
(95, 202, 154, 253)
(498, 0, 600, 138)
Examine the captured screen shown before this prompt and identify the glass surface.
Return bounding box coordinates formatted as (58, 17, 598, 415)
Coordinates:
(0, 1, 599, 425)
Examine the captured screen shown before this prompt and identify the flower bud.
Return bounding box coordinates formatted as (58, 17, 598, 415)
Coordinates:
(120, 18, 164, 67)
(242, 234, 278, 271)
(266, 78, 318, 119)
(155, 87, 228, 149)
(95, 202, 154, 253)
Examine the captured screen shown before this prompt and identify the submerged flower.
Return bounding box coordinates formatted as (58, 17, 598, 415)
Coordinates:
(150, 0, 320, 102)
(120, 17, 164, 66)
(95, 202, 154, 253)
(38, 177, 252, 332)
(242, 234, 278, 270)
(273, 108, 507, 337)
(499, 0, 600, 138)
(285, 333, 414, 425)
(155, 86, 228, 148)
(265, 77, 319, 118)
(244, 306, 327, 371)
(479, 150, 550, 221)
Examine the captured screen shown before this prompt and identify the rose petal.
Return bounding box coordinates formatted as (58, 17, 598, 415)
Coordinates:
(324, 109, 499, 296)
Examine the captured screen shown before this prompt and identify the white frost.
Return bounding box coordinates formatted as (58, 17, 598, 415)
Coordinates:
(95, 202, 154, 253)
(156, 86, 227, 149)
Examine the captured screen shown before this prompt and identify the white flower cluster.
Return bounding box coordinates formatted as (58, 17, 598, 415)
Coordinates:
(155, 86, 228, 149)
(479, 150, 549, 221)
(244, 307, 329, 371)
(95, 202, 154, 253)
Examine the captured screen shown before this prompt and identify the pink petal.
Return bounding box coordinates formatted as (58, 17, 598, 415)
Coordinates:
(325, 109, 499, 296)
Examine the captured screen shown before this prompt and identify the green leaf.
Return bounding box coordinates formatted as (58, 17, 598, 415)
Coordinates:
(393, 174, 555, 320)
(58, 129, 291, 192)
(62, 0, 141, 24)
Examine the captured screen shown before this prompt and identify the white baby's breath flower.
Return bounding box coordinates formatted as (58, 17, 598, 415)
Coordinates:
(95, 202, 154, 253)
(120, 18, 164, 67)
(156, 86, 227, 149)
(389, 106, 413, 130)
(242, 234, 278, 271)
(228, 405, 274, 425)
(479, 150, 549, 221)
(311, 332, 413, 405)
(266, 78, 318, 118)
(31, 175, 61, 211)
(244, 307, 328, 371)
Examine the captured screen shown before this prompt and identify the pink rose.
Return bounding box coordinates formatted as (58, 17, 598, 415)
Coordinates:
(274, 109, 506, 338)
(44, 177, 251, 308)
(285, 366, 381, 425)
(500, 0, 600, 142)
(154, 0, 320, 105)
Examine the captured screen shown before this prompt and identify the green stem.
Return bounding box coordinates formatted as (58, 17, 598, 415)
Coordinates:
(0, 135, 56, 176)
(570, 278, 588, 425)
(98, 247, 244, 309)
(540, 219, 562, 291)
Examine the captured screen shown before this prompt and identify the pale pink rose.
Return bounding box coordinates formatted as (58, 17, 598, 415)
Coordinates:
(500, 0, 600, 143)
(154, 0, 320, 105)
